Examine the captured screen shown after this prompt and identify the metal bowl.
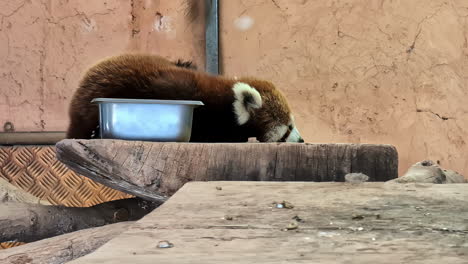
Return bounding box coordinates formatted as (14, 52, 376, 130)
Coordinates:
(91, 98, 204, 142)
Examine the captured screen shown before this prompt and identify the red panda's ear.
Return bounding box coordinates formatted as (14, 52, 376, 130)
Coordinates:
(232, 82, 263, 125)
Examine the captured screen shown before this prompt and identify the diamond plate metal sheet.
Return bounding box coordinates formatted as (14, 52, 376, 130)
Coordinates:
(0, 241, 26, 249)
(0, 146, 133, 207)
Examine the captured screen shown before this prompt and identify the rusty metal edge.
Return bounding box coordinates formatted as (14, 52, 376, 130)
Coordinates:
(205, 0, 219, 75)
(0, 132, 66, 145)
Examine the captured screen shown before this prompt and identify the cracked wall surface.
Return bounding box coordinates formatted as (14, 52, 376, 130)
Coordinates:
(0, 0, 204, 131)
(221, 0, 468, 176)
(1, 0, 467, 176)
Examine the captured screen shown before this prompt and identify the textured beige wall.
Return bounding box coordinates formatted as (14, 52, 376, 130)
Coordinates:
(1, 0, 467, 176)
(221, 0, 468, 176)
(0, 0, 204, 131)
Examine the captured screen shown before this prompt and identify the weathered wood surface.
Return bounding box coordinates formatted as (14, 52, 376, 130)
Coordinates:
(0, 198, 157, 243)
(69, 182, 468, 264)
(55, 139, 398, 202)
(0, 221, 133, 264)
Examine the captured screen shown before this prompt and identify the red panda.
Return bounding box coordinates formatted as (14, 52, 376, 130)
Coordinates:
(66, 53, 304, 143)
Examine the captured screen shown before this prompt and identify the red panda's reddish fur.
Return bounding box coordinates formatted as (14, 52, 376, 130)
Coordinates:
(66, 53, 297, 143)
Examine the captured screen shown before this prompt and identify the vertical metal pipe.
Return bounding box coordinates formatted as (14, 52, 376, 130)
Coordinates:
(205, 0, 219, 75)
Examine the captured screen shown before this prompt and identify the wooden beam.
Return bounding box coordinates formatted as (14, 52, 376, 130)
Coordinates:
(55, 139, 399, 202)
(67, 181, 468, 263)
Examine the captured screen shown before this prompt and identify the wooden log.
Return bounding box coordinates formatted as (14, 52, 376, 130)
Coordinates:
(0, 221, 133, 264)
(0, 178, 51, 205)
(68, 181, 468, 264)
(0, 198, 158, 243)
(55, 139, 398, 202)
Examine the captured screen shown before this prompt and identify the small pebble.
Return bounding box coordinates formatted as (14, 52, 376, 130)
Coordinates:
(352, 214, 364, 220)
(345, 173, 369, 183)
(224, 215, 233, 221)
(286, 221, 299, 230)
(292, 215, 304, 223)
(274, 201, 294, 209)
(157, 240, 174, 248)
(349, 226, 364, 231)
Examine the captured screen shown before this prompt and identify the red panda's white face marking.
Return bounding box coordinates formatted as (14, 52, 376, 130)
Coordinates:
(232, 82, 263, 125)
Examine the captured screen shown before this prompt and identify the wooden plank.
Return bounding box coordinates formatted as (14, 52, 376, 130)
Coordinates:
(55, 139, 399, 202)
(68, 182, 468, 264)
(0, 222, 133, 264)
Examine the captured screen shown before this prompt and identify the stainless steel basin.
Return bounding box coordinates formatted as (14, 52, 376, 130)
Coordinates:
(91, 98, 204, 142)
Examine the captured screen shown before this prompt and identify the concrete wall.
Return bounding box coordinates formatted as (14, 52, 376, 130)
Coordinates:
(221, 0, 468, 176)
(1, 0, 467, 176)
(0, 0, 205, 131)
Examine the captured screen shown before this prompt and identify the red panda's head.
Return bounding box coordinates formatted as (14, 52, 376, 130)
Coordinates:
(232, 78, 304, 143)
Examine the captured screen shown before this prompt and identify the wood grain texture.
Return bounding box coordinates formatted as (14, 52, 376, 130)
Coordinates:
(69, 181, 468, 264)
(0, 198, 157, 243)
(0, 222, 133, 264)
(55, 139, 398, 202)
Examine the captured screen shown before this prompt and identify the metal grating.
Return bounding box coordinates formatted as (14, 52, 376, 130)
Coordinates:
(0, 241, 26, 249)
(0, 146, 133, 207)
